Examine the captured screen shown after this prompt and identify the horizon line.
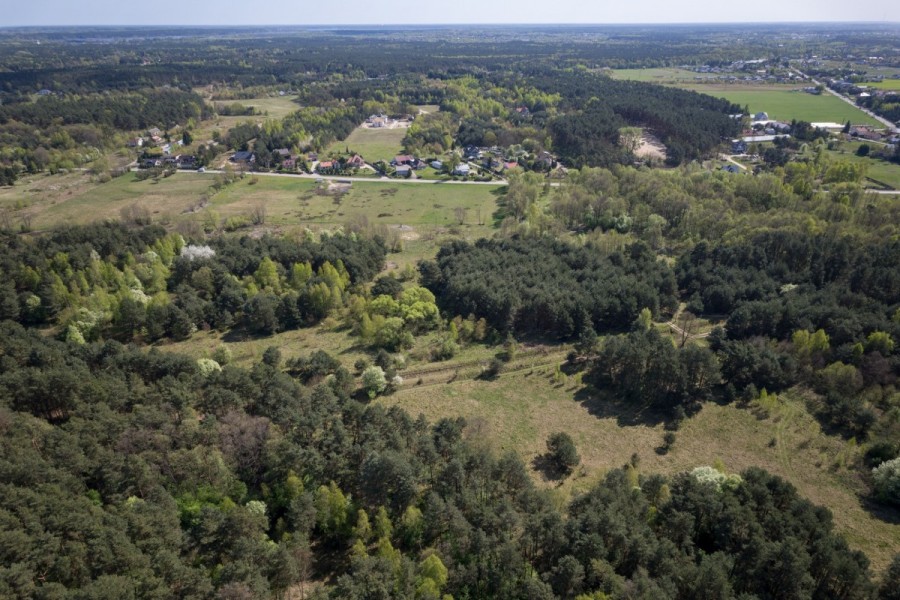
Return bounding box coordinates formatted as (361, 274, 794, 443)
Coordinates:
(2, 21, 900, 28)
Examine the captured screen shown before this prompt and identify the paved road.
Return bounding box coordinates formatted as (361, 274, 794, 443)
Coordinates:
(791, 68, 898, 133)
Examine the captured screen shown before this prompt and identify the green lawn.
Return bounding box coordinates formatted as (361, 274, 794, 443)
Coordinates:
(325, 126, 408, 163)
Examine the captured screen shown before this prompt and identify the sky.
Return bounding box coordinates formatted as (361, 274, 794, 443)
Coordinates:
(3, 0, 899, 27)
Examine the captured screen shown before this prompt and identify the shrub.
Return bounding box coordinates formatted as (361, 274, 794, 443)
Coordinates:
(361, 365, 387, 399)
(872, 457, 900, 505)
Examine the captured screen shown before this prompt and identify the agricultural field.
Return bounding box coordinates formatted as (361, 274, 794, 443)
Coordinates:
(325, 124, 408, 162)
(681, 84, 883, 126)
(866, 79, 900, 91)
(379, 358, 900, 572)
(612, 68, 884, 126)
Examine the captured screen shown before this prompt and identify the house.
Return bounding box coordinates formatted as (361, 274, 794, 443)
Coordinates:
(142, 158, 162, 168)
(345, 154, 366, 168)
(453, 163, 470, 176)
(148, 127, 162, 138)
(753, 112, 769, 121)
(367, 114, 390, 128)
(850, 126, 881, 141)
(307, 152, 319, 162)
(731, 140, 748, 154)
(316, 161, 334, 172)
(275, 148, 291, 158)
(535, 151, 554, 169)
(413, 158, 428, 170)
(230, 151, 256, 164)
(394, 165, 412, 176)
(282, 157, 297, 169)
(431, 160, 443, 170)
(503, 161, 519, 171)
(128, 137, 144, 148)
(177, 155, 197, 169)
(391, 155, 415, 166)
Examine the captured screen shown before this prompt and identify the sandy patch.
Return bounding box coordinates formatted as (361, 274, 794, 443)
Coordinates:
(635, 133, 667, 159)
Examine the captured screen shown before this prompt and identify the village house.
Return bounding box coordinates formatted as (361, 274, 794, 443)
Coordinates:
(391, 155, 415, 166)
(345, 154, 366, 169)
(230, 151, 256, 165)
(316, 160, 334, 173)
(453, 163, 471, 176)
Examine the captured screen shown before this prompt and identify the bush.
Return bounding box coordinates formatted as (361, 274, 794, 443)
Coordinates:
(872, 457, 900, 505)
(361, 365, 387, 399)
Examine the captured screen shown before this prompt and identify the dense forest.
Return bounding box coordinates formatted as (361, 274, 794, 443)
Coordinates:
(0, 321, 892, 599)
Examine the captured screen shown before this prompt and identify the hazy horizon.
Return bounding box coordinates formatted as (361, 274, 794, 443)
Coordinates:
(4, 0, 899, 27)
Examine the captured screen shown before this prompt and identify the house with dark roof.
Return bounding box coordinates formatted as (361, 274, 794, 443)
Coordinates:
(230, 151, 256, 164)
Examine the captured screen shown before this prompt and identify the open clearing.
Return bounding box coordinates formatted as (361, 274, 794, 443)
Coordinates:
(379, 365, 900, 572)
(1, 171, 505, 235)
(324, 126, 407, 163)
(607, 67, 717, 84)
(209, 175, 503, 234)
(0, 171, 212, 230)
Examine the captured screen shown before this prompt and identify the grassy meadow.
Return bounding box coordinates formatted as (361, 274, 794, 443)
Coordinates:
(325, 126, 408, 163)
(379, 359, 900, 572)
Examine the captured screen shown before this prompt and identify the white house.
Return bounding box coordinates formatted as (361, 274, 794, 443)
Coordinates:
(453, 163, 470, 176)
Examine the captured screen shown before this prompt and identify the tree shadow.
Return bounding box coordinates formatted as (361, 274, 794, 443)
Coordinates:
(573, 385, 670, 428)
(531, 453, 568, 484)
(860, 495, 900, 525)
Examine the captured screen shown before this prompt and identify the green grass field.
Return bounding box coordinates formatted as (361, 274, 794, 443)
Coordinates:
(607, 67, 718, 84)
(610, 69, 883, 127)
(865, 80, 900, 91)
(325, 126, 408, 163)
(209, 176, 503, 233)
(1, 171, 506, 235)
(817, 142, 900, 190)
(682, 85, 882, 126)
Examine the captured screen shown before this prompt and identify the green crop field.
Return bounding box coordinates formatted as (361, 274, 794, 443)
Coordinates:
(325, 125, 408, 163)
(681, 84, 883, 126)
(866, 79, 900, 91)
